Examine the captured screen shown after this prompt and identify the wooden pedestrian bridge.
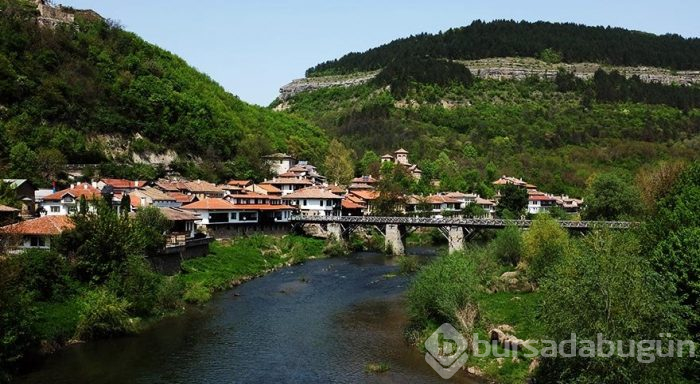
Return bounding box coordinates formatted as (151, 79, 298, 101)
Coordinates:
(290, 215, 634, 255)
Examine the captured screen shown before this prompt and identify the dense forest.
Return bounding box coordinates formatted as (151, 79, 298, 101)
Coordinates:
(307, 20, 700, 76)
(0, 0, 328, 185)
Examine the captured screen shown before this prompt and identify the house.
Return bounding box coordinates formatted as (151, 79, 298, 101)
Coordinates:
(261, 177, 313, 196)
(474, 197, 496, 218)
(493, 176, 538, 190)
(262, 153, 297, 176)
(443, 192, 479, 209)
(223, 180, 253, 194)
(527, 192, 558, 214)
(181, 198, 295, 227)
(182, 180, 225, 199)
(283, 188, 342, 216)
(97, 179, 146, 194)
(2, 179, 37, 217)
(0, 215, 74, 250)
(341, 198, 365, 216)
(40, 183, 102, 216)
(286, 161, 326, 184)
(553, 195, 584, 213)
(327, 184, 347, 195)
(245, 183, 283, 196)
(348, 189, 380, 215)
(128, 187, 180, 210)
(166, 192, 198, 205)
(350, 176, 378, 186)
(379, 149, 422, 180)
(158, 207, 200, 245)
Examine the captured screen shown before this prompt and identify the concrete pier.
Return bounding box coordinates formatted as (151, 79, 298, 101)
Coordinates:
(385, 224, 405, 256)
(448, 226, 465, 254)
(327, 222, 344, 243)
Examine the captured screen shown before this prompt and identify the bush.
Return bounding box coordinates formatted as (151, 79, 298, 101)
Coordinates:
(522, 215, 569, 283)
(74, 288, 136, 340)
(537, 230, 689, 383)
(0, 257, 37, 375)
(107, 256, 165, 317)
(408, 251, 484, 327)
(490, 225, 522, 266)
(323, 240, 349, 257)
(14, 249, 74, 301)
(397, 255, 419, 274)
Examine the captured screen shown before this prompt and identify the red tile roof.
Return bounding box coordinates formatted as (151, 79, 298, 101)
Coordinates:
(342, 199, 364, 209)
(181, 198, 236, 210)
(248, 184, 283, 194)
(1, 215, 74, 236)
(349, 190, 380, 201)
(166, 192, 197, 204)
(229, 204, 295, 211)
(350, 176, 378, 184)
(43, 183, 101, 201)
(227, 180, 253, 187)
(284, 188, 342, 199)
(262, 177, 313, 186)
(100, 179, 145, 189)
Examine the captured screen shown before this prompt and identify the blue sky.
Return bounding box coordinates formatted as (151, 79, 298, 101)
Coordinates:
(61, 1, 699, 106)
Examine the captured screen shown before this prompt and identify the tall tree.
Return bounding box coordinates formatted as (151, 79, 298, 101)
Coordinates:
(496, 184, 528, 218)
(582, 173, 641, 220)
(323, 139, 354, 185)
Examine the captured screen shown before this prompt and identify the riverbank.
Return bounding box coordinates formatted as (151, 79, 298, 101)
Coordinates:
(1, 234, 326, 381)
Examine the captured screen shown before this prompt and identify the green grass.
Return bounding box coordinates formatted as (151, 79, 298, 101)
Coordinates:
(176, 235, 325, 293)
(467, 291, 543, 384)
(33, 297, 83, 341)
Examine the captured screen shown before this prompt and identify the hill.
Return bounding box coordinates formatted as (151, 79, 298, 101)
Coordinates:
(278, 21, 700, 196)
(307, 19, 700, 76)
(0, 0, 328, 185)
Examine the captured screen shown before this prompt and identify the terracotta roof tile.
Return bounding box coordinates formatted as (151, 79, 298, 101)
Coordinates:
(181, 198, 236, 210)
(0, 215, 74, 236)
(349, 190, 380, 201)
(43, 183, 101, 201)
(284, 188, 342, 199)
(0, 205, 19, 212)
(262, 177, 313, 186)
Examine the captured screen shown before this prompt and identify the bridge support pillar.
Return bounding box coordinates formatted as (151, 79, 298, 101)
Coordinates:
(327, 222, 344, 243)
(448, 226, 466, 254)
(385, 224, 405, 256)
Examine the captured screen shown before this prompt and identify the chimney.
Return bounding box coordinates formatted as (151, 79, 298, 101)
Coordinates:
(83, 184, 88, 190)
(91, 181, 97, 188)
(70, 183, 75, 189)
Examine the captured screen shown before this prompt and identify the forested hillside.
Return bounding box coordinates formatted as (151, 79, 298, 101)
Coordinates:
(0, 0, 328, 184)
(280, 21, 700, 196)
(308, 20, 700, 76)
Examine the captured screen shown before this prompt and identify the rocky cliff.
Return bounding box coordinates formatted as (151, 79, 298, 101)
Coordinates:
(277, 58, 700, 100)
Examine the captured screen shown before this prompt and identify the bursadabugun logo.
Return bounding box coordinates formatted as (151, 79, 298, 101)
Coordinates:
(424, 323, 470, 379)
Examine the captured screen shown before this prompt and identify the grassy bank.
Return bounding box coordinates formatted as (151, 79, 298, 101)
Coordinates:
(176, 235, 326, 303)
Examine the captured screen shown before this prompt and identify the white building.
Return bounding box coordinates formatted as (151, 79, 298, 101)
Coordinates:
(284, 188, 342, 216)
(40, 183, 101, 216)
(528, 193, 558, 214)
(181, 198, 294, 227)
(262, 153, 297, 176)
(261, 177, 313, 196)
(0, 215, 74, 250)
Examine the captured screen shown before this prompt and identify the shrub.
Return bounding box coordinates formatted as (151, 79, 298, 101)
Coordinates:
(408, 251, 483, 327)
(536, 230, 688, 383)
(397, 255, 419, 274)
(0, 257, 37, 375)
(323, 240, 349, 257)
(107, 256, 164, 317)
(490, 225, 522, 266)
(14, 249, 74, 301)
(74, 288, 135, 340)
(521, 215, 569, 283)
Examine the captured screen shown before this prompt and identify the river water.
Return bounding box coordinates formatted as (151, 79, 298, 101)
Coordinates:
(18, 249, 479, 384)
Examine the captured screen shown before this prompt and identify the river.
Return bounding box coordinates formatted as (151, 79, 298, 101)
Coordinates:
(18, 248, 480, 384)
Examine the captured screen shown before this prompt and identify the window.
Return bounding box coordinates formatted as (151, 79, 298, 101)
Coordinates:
(209, 212, 229, 223)
(240, 212, 258, 221)
(29, 236, 46, 247)
(303, 199, 307, 206)
(320, 200, 324, 207)
(50, 206, 60, 213)
(230, 212, 238, 221)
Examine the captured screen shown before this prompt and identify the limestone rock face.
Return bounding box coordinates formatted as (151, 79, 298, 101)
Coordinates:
(278, 71, 379, 101)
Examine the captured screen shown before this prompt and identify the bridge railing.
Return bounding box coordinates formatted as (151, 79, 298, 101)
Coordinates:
(289, 215, 633, 229)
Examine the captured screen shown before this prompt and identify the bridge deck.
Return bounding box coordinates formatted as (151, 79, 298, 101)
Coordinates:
(290, 215, 633, 229)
